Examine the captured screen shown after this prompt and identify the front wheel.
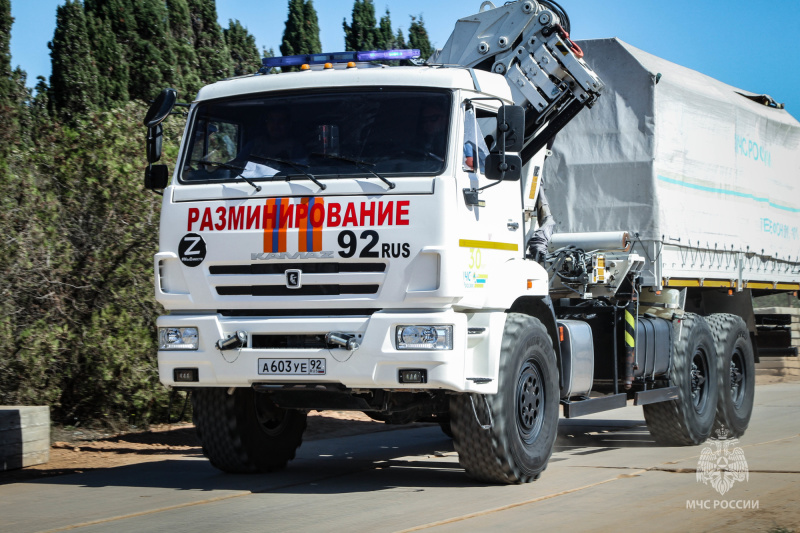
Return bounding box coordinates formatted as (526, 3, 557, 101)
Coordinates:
(192, 387, 307, 473)
(450, 313, 559, 484)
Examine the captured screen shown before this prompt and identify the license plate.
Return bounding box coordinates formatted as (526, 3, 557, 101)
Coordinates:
(257, 358, 326, 375)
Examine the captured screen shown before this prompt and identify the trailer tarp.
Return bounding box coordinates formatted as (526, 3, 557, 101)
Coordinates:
(544, 38, 800, 263)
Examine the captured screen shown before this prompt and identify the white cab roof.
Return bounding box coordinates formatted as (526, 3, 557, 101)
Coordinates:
(194, 66, 513, 102)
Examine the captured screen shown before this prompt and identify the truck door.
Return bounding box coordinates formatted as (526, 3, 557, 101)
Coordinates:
(456, 103, 524, 302)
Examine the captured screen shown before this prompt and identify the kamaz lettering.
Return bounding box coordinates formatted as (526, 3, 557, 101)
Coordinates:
(186, 199, 411, 232)
(251, 251, 336, 260)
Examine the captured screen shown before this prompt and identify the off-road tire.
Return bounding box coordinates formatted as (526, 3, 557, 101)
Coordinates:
(192, 387, 307, 473)
(643, 313, 718, 445)
(706, 313, 755, 437)
(438, 415, 454, 439)
(450, 313, 559, 484)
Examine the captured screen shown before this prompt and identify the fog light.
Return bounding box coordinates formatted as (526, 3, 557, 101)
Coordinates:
(159, 327, 199, 350)
(174, 368, 199, 382)
(399, 369, 427, 384)
(395, 325, 453, 350)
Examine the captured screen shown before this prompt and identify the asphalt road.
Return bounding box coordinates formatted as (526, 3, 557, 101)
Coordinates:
(1, 383, 798, 533)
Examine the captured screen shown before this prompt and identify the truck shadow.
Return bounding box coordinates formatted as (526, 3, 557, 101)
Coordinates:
(12, 418, 660, 492)
(555, 417, 657, 451)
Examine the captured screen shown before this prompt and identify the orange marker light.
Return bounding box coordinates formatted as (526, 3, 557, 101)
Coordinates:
(300, 64, 310, 70)
(324, 62, 333, 69)
(559, 326, 564, 343)
(527, 280, 533, 289)
(347, 61, 356, 68)
(728, 289, 734, 295)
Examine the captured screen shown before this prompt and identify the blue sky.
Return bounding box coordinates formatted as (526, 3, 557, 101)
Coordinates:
(8, 0, 800, 120)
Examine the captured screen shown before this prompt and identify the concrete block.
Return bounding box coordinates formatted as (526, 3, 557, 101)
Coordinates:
(755, 307, 800, 316)
(0, 406, 50, 470)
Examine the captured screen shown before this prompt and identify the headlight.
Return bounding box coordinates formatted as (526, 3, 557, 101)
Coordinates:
(395, 325, 453, 350)
(159, 327, 199, 350)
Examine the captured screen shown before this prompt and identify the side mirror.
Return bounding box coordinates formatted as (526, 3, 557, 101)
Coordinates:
(497, 105, 525, 153)
(146, 123, 163, 163)
(485, 153, 522, 181)
(145, 164, 169, 190)
(143, 88, 178, 128)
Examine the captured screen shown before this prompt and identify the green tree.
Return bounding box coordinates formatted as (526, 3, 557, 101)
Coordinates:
(408, 15, 433, 61)
(224, 19, 261, 77)
(86, 12, 129, 104)
(0, 100, 183, 426)
(0, 0, 14, 106)
(303, 1, 321, 55)
(167, 0, 202, 98)
(49, 0, 100, 122)
(126, 0, 176, 101)
(377, 8, 394, 50)
(343, 0, 378, 52)
(187, 0, 232, 83)
(281, 0, 321, 58)
(394, 28, 406, 49)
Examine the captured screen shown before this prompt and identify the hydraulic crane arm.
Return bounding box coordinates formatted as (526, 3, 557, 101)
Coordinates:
(431, 0, 604, 164)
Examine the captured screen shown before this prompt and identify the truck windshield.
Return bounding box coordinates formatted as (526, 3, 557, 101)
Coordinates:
(180, 90, 451, 184)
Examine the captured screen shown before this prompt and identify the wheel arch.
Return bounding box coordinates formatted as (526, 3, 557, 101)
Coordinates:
(508, 295, 563, 390)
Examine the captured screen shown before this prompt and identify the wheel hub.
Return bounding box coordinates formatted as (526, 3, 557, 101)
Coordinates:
(517, 360, 545, 444)
(254, 393, 290, 436)
(729, 348, 746, 408)
(690, 349, 709, 413)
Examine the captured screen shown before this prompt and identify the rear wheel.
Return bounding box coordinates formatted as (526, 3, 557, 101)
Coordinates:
(450, 313, 558, 484)
(706, 314, 755, 437)
(192, 387, 307, 473)
(644, 313, 718, 445)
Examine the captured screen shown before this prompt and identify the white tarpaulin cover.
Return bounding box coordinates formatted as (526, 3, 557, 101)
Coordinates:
(543, 38, 800, 263)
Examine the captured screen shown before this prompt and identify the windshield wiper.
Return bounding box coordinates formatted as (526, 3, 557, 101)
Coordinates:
(191, 159, 262, 192)
(310, 152, 396, 189)
(248, 155, 327, 190)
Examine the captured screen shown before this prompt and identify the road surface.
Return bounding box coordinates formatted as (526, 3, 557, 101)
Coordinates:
(1, 382, 798, 533)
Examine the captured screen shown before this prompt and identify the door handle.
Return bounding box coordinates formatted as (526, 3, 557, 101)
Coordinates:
(507, 221, 519, 231)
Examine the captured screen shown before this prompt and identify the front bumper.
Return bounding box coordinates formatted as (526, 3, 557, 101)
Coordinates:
(157, 309, 496, 393)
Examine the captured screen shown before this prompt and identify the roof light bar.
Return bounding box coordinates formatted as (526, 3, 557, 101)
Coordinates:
(261, 49, 420, 69)
(356, 49, 420, 62)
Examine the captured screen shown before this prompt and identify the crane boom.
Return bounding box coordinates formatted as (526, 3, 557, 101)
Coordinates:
(432, 0, 604, 162)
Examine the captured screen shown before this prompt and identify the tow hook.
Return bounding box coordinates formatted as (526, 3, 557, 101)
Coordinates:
(217, 330, 247, 350)
(326, 332, 360, 351)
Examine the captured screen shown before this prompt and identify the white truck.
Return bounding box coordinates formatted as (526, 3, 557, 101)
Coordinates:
(142, 0, 800, 483)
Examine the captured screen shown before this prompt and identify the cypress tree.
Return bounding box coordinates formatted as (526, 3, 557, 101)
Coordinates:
(0, 0, 13, 106)
(408, 15, 433, 61)
(167, 0, 202, 97)
(303, 1, 321, 54)
(84, 0, 138, 89)
(377, 8, 394, 50)
(187, 0, 233, 83)
(86, 12, 129, 104)
(343, 0, 378, 52)
(224, 20, 261, 77)
(49, 0, 100, 121)
(125, 0, 177, 101)
(281, 0, 306, 57)
(281, 0, 321, 71)
(394, 28, 406, 49)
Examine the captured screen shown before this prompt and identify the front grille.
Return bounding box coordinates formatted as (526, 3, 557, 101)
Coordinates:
(217, 284, 379, 296)
(211, 261, 385, 298)
(252, 334, 328, 349)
